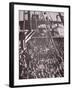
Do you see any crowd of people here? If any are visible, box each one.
[19,29,64,79]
